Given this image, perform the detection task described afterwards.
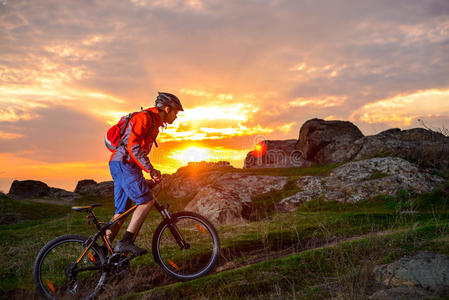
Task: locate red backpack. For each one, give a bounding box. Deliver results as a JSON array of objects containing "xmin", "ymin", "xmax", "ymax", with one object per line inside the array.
[{"xmin": 105, "ymin": 110, "xmax": 158, "ymax": 152}]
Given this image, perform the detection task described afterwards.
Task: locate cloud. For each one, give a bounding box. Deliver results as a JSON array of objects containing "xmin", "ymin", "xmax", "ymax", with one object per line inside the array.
[
  {"xmin": 0, "ymin": 104, "xmax": 109, "ymax": 163},
  {"xmin": 351, "ymin": 89, "xmax": 449, "ymax": 126},
  {"xmin": 0, "ymin": 0, "xmax": 448, "ymax": 189}
]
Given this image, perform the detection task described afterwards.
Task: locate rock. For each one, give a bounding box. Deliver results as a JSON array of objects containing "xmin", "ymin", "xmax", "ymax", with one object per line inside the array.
[
  {"xmin": 277, "ymin": 157, "xmax": 445, "ymax": 211},
  {"xmin": 7, "ymin": 180, "xmax": 81, "ymax": 201},
  {"xmin": 75, "ymin": 180, "xmax": 114, "ymax": 198},
  {"xmin": 244, "ymin": 140, "xmax": 310, "ymax": 169},
  {"xmin": 368, "ymin": 286, "xmax": 436, "ymax": 300},
  {"xmin": 49, "ymin": 188, "xmax": 82, "ymax": 201},
  {"xmin": 8, "ymin": 180, "xmax": 50, "ymax": 200},
  {"xmin": 185, "ymin": 173, "xmax": 287, "ymax": 224},
  {"xmin": 276, "ymin": 176, "xmax": 325, "ymax": 211},
  {"xmin": 164, "ymin": 161, "xmax": 234, "ymax": 200},
  {"xmin": 370, "ymin": 252, "xmax": 449, "ymax": 299},
  {"xmin": 295, "ymin": 118, "xmax": 364, "ymax": 164},
  {"xmin": 293, "ymin": 119, "xmax": 449, "ymax": 171},
  {"xmin": 74, "ymin": 179, "xmax": 98, "ymax": 194},
  {"xmin": 373, "ymin": 251, "xmax": 449, "ymax": 291},
  {"xmin": 353, "ymin": 128, "xmax": 449, "ymax": 171}
]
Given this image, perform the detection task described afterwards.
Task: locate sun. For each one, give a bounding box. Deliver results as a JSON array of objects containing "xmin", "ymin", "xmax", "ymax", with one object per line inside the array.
[{"xmin": 178, "ymin": 146, "xmax": 211, "ymax": 164}]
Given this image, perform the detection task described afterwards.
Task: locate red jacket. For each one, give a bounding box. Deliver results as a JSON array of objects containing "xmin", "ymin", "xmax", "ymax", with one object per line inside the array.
[{"xmin": 110, "ymin": 107, "xmax": 163, "ymax": 173}]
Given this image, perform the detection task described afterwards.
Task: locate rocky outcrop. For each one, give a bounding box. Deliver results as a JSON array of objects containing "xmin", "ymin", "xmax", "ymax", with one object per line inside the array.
[
  {"xmin": 295, "ymin": 118, "xmax": 364, "ymax": 164},
  {"xmin": 185, "ymin": 173, "xmax": 287, "ymax": 224},
  {"xmin": 74, "ymin": 179, "xmax": 98, "ymax": 194},
  {"xmin": 8, "ymin": 180, "xmax": 50, "ymax": 200},
  {"xmin": 369, "ymin": 286, "xmax": 437, "ymax": 300},
  {"xmin": 352, "ymin": 128, "xmax": 449, "ymax": 171},
  {"xmin": 7, "ymin": 180, "xmax": 81, "ymax": 201},
  {"xmin": 245, "ymin": 119, "xmax": 448, "ymax": 171},
  {"xmin": 295, "ymin": 119, "xmax": 449, "ymax": 171},
  {"xmin": 163, "ymin": 161, "xmax": 288, "ymax": 224},
  {"xmin": 369, "ymin": 251, "xmax": 449, "ymax": 299},
  {"xmin": 164, "ymin": 161, "xmax": 234, "ymax": 199},
  {"xmin": 74, "ymin": 180, "xmax": 114, "ymax": 198},
  {"xmin": 49, "ymin": 188, "xmax": 83, "ymax": 202},
  {"xmin": 244, "ymin": 140, "xmax": 309, "ymax": 169},
  {"xmin": 277, "ymin": 157, "xmax": 445, "ymax": 211}
]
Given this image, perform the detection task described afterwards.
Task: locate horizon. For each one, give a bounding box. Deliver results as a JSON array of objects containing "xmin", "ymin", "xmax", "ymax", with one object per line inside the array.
[{"xmin": 1, "ymin": 0, "xmax": 448, "ymax": 193}]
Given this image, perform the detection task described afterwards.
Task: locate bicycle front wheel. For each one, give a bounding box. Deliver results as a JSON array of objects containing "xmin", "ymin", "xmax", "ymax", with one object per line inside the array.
[
  {"xmin": 152, "ymin": 211, "xmax": 220, "ymax": 281},
  {"xmin": 33, "ymin": 234, "xmax": 107, "ymax": 300}
]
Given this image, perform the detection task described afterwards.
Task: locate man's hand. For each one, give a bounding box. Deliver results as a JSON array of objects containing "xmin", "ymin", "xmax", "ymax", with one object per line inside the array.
[{"xmin": 150, "ymin": 168, "xmax": 161, "ymax": 180}]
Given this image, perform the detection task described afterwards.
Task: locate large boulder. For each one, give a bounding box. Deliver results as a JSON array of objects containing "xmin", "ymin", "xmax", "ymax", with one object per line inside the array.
[
  {"xmin": 370, "ymin": 251, "xmax": 449, "ymax": 299},
  {"xmin": 368, "ymin": 286, "xmax": 437, "ymax": 300},
  {"xmin": 74, "ymin": 180, "xmax": 114, "ymax": 198},
  {"xmin": 49, "ymin": 188, "xmax": 82, "ymax": 202},
  {"xmin": 295, "ymin": 118, "xmax": 364, "ymax": 164},
  {"xmin": 7, "ymin": 180, "xmax": 81, "ymax": 201},
  {"xmin": 294, "ymin": 119, "xmax": 449, "ymax": 171},
  {"xmin": 244, "ymin": 140, "xmax": 309, "ymax": 169},
  {"xmin": 8, "ymin": 180, "xmax": 50, "ymax": 200},
  {"xmin": 163, "ymin": 161, "xmax": 234, "ymax": 200},
  {"xmin": 277, "ymin": 157, "xmax": 445, "ymax": 211},
  {"xmin": 74, "ymin": 179, "xmax": 98, "ymax": 194},
  {"xmin": 185, "ymin": 173, "xmax": 287, "ymax": 224},
  {"xmin": 352, "ymin": 128, "xmax": 449, "ymax": 171}
]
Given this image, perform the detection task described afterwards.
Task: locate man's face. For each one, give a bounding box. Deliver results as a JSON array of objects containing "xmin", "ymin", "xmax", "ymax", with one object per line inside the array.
[{"xmin": 165, "ymin": 106, "xmax": 179, "ymax": 124}]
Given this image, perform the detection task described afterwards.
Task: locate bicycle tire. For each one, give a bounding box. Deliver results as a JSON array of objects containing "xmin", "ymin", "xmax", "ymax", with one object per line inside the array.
[
  {"xmin": 152, "ymin": 211, "xmax": 220, "ymax": 281},
  {"xmin": 33, "ymin": 234, "xmax": 107, "ymax": 300}
]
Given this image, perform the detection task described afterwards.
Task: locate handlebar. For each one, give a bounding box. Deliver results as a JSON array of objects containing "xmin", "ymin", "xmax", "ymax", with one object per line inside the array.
[{"xmin": 148, "ymin": 177, "xmax": 163, "ymax": 197}]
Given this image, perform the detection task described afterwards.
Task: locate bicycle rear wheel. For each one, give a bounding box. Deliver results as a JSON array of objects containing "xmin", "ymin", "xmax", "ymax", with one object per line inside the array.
[
  {"xmin": 152, "ymin": 211, "xmax": 220, "ymax": 281},
  {"xmin": 33, "ymin": 234, "xmax": 107, "ymax": 300}
]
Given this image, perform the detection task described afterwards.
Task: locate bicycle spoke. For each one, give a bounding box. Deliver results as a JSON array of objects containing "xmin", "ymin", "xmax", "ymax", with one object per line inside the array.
[
  {"xmin": 34, "ymin": 235, "xmax": 107, "ymax": 300},
  {"xmin": 154, "ymin": 212, "xmax": 220, "ymax": 280}
]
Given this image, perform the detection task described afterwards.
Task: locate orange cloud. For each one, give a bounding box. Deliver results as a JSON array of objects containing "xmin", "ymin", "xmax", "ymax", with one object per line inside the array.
[
  {"xmin": 351, "ymin": 89, "xmax": 449, "ymax": 126},
  {"xmin": 289, "ymin": 96, "xmax": 346, "ymax": 108},
  {"xmin": 0, "ymin": 130, "xmax": 22, "ymax": 139}
]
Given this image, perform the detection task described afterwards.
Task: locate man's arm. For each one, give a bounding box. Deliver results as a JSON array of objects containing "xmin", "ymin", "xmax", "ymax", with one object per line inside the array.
[{"xmin": 126, "ymin": 112, "xmax": 154, "ymax": 173}]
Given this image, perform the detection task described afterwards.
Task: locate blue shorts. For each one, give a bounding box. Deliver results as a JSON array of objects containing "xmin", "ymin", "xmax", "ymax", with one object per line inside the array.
[{"xmin": 109, "ymin": 161, "xmax": 153, "ymax": 214}]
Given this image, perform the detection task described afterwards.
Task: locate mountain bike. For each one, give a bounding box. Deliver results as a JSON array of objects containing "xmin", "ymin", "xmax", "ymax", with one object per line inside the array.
[{"xmin": 33, "ymin": 180, "xmax": 220, "ymax": 300}]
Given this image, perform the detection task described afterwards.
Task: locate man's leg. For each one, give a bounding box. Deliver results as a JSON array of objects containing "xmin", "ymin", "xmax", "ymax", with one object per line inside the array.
[
  {"xmin": 115, "ymin": 161, "xmax": 154, "ymax": 255},
  {"xmin": 126, "ymin": 199, "xmax": 155, "ymax": 237},
  {"xmin": 106, "ymin": 214, "xmax": 128, "ymax": 243},
  {"xmin": 108, "ymin": 161, "xmax": 129, "ymax": 244},
  {"xmin": 114, "ymin": 200, "xmax": 154, "ymax": 255}
]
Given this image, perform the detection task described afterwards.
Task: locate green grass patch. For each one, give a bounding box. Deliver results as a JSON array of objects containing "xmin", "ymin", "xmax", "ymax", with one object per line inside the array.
[
  {"xmin": 2, "ymin": 164, "xmax": 448, "ymax": 298},
  {"xmin": 248, "ymin": 177, "xmax": 301, "ymax": 220},
  {"xmin": 126, "ymin": 223, "xmax": 449, "ymax": 300},
  {"xmin": 0, "ymin": 194, "xmax": 71, "ymax": 226}
]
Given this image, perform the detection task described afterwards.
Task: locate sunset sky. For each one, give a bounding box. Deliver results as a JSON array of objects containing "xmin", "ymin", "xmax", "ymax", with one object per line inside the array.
[{"xmin": 1, "ymin": 0, "xmax": 448, "ymax": 193}]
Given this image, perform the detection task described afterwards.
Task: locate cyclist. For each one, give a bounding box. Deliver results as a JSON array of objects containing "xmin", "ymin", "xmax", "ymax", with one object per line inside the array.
[{"xmin": 106, "ymin": 92, "xmax": 183, "ymax": 255}]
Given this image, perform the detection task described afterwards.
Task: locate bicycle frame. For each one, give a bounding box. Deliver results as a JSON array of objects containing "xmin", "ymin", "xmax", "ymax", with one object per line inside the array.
[{"xmin": 74, "ymin": 193, "xmax": 184, "ymax": 266}]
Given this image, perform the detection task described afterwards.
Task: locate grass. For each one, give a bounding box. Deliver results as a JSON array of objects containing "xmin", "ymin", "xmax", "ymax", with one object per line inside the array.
[
  {"xmin": 125, "ymin": 223, "xmax": 449, "ymax": 300},
  {"xmin": 1, "ymin": 162, "xmax": 448, "ymax": 299},
  {"xmin": 0, "ymin": 194, "xmax": 71, "ymax": 227},
  {"xmin": 248, "ymin": 177, "xmax": 301, "ymax": 220}
]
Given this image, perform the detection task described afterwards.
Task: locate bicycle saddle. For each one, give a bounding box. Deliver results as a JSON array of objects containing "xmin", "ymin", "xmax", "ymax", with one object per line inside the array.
[{"xmin": 71, "ymin": 203, "xmax": 103, "ymax": 212}]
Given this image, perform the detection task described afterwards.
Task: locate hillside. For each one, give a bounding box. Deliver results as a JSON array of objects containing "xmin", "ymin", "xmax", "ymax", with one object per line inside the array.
[
  {"xmin": 2, "ymin": 120, "xmax": 449, "ymax": 299},
  {"xmin": 1, "ymin": 164, "xmax": 448, "ymax": 299}
]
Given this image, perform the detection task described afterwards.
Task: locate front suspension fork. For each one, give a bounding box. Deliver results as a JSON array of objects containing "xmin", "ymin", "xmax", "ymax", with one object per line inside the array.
[{"xmin": 168, "ymin": 223, "xmax": 190, "ymax": 249}]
